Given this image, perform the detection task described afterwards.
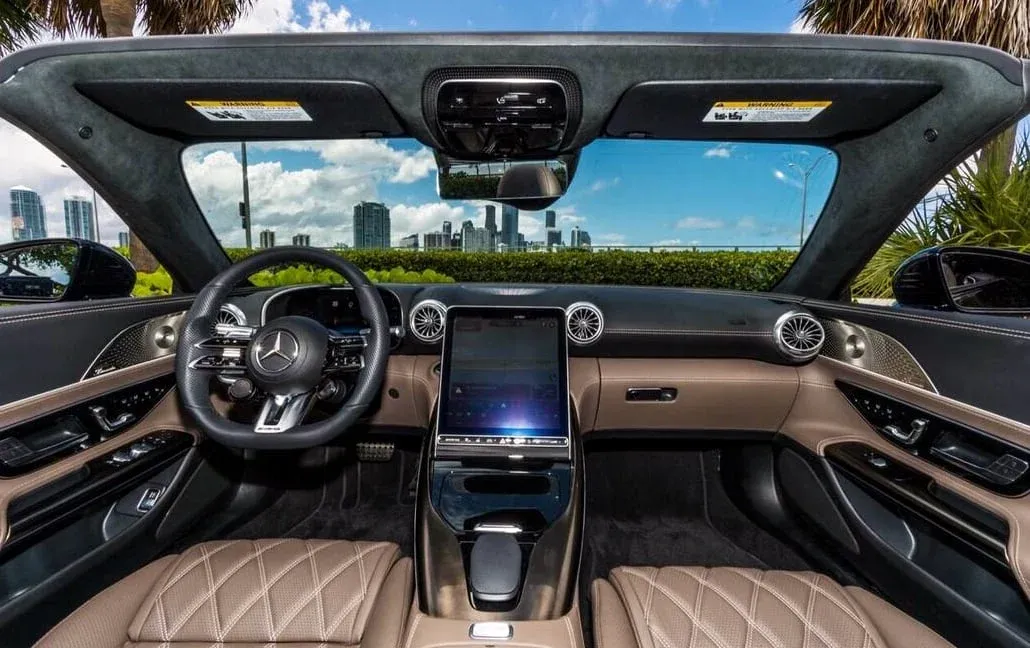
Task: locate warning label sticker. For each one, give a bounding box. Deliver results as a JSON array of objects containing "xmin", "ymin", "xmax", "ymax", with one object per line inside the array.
[
  {"xmin": 187, "ymin": 100, "xmax": 313, "ymax": 122},
  {"xmin": 702, "ymin": 101, "xmax": 831, "ymax": 124}
]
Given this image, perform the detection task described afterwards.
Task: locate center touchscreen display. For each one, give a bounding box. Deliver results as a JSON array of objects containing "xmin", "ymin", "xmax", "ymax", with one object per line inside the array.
[{"xmin": 437, "ymin": 307, "xmax": 569, "ymax": 453}]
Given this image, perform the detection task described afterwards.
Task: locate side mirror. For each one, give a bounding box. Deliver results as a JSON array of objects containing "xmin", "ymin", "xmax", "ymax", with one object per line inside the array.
[
  {"xmin": 0, "ymin": 239, "xmax": 136, "ymax": 303},
  {"xmin": 892, "ymin": 246, "xmax": 1030, "ymax": 315}
]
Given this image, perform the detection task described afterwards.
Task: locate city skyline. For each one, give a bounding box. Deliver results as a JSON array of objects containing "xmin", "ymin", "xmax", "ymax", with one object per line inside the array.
[{"xmin": 63, "ymin": 196, "xmax": 96, "ymax": 242}]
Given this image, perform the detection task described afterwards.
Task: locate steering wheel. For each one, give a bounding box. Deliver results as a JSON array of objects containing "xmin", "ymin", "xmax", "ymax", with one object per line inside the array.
[{"xmin": 175, "ymin": 248, "xmax": 390, "ymax": 449}]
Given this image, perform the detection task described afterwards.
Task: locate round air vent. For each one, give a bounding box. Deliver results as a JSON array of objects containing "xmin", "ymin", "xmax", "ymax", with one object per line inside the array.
[
  {"xmin": 566, "ymin": 302, "xmax": 604, "ymax": 346},
  {"xmin": 216, "ymin": 303, "xmax": 247, "ymax": 327},
  {"xmin": 409, "ymin": 299, "xmax": 447, "ymax": 343},
  {"xmin": 774, "ymin": 311, "xmax": 825, "ymax": 361}
]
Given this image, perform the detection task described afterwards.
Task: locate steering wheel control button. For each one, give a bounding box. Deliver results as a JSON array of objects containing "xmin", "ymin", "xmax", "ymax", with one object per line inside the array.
[{"xmin": 228, "ymin": 377, "xmax": 256, "ymax": 401}]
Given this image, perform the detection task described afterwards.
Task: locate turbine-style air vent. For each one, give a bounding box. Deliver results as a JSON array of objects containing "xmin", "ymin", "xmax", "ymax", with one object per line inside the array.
[
  {"xmin": 216, "ymin": 304, "xmax": 247, "ymax": 327},
  {"xmin": 566, "ymin": 302, "xmax": 604, "ymax": 345},
  {"xmin": 774, "ymin": 311, "xmax": 825, "ymax": 361},
  {"xmin": 409, "ymin": 299, "xmax": 447, "ymax": 343}
]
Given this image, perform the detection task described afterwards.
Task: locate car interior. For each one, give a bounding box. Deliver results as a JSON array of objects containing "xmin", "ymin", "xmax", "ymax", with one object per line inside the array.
[{"xmin": 1, "ymin": 32, "xmax": 1030, "ymax": 648}]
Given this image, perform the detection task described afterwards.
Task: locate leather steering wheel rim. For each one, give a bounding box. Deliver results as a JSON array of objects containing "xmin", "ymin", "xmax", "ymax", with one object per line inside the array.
[{"xmin": 175, "ymin": 247, "xmax": 390, "ymax": 449}]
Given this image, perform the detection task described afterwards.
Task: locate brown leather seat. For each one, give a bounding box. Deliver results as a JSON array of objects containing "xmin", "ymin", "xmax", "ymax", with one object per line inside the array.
[
  {"xmin": 34, "ymin": 539, "xmax": 412, "ymax": 648},
  {"xmin": 593, "ymin": 566, "xmax": 954, "ymax": 648}
]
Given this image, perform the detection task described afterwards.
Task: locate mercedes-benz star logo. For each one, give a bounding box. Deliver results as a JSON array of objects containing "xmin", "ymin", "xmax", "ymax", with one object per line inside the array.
[{"xmin": 254, "ymin": 330, "xmax": 299, "ymax": 373}]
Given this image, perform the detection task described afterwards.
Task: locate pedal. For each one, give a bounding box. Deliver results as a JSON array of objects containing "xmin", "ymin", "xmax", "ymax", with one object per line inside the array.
[{"xmin": 355, "ymin": 442, "xmax": 394, "ymax": 462}]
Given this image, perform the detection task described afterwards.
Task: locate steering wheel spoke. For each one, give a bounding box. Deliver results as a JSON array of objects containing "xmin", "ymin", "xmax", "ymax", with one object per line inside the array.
[
  {"xmin": 254, "ymin": 391, "xmax": 316, "ymax": 433},
  {"xmin": 190, "ymin": 325, "xmax": 256, "ymax": 374},
  {"xmin": 325, "ymin": 332, "xmax": 366, "ymax": 373}
]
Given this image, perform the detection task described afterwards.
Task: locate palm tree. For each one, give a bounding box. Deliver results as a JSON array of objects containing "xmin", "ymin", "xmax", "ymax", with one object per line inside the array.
[
  {"xmin": 3, "ymin": 0, "xmax": 253, "ymax": 271},
  {"xmin": 0, "ymin": 1, "xmax": 38, "ymax": 51},
  {"xmin": 800, "ymin": 0, "xmax": 1030, "ymax": 298},
  {"xmin": 798, "ymin": 0, "xmax": 1028, "ymax": 176}
]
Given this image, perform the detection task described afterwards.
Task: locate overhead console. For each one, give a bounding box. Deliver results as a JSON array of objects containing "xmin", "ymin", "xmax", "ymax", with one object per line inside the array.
[
  {"xmin": 417, "ymin": 306, "xmax": 582, "ymax": 621},
  {"xmin": 423, "ymin": 68, "xmax": 581, "ymax": 159}
]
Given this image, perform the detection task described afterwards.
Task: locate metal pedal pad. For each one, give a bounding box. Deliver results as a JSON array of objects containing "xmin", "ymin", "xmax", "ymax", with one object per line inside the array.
[{"xmin": 355, "ymin": 441, "xmax": 394, "ymax": 462}]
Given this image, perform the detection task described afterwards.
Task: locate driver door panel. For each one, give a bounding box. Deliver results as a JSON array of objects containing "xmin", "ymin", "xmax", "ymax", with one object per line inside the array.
[{"xmin": 0, "ymin": 297, "xmax": 233, "ymax": 647}]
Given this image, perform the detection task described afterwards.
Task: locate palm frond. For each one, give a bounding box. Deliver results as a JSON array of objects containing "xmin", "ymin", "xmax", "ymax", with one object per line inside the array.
[
  {"xmin": 25, "ymin": 0, "xmax": 104, "ymax": 38},
  {"xmin": 0, "ymin": 0, "xmax": 41, "ymax": 52},
  {"xmin": 799, "ymin": 0, "xmax": 1030, "ymax": 57},
  {"xmin": 853, "ymin": 136, "xmax": 1030, "ymax": 297},
  {"xmin": 139, "ymin": 0, "xmax": 254, "ymax": 36}
]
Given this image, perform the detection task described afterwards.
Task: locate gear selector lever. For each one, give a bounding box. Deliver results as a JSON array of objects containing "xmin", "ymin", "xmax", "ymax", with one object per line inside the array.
[{"xmin": 469, "ymin": 532, "xmax": 522, "ymax": 606}]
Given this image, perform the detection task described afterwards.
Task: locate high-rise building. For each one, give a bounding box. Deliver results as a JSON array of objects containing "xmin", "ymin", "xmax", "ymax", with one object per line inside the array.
[
  {"xmin": 544, "ymin": 210, "xmax": 561, "ymax": 249},
  {"xmin": 423, "ymin": 231, "xmax": 451, "ymax": 251},
  {"xmin": 571, "ymin": 226, "xmax": 592, "ymax": 249},
  {"xmin": 63, "ymin": 196, "xmax": 95, "ymax": 241},
  {"xmin": 118, "ymin": 231, "xmax": 130, "ymax": 247},
  {"xmin": 500, "ymin": 204, "xmax": 519, "ymax": 250},
  {"xmin": 462, "ymin": 227, "xmax": 494, "ymax": 253},
  {"xmin": 517, "ymin": 232, "xmax": 527, "ymax": 252},
  {"xmin": 291, "ymin": 233, "xmax": 311, "ymax": 246},
  {"xmin": 441, "ymin": 221, "xmax": 452, "ymax": 237},
  {"xmin": 484, "ymin": 205, "xmax": 498, "ymax": 236},
  {"xmin": 353, "ymin": 201, "xmax": 391, "ymax": 249},
  {"xmin": 10, "ymin": 186, "xmax": 47, "ymax": 241},
  {"xmin": 259, "ymin": 230, "xmax": 275, "ymax": 248},
  {"xmin": 399, "ymin": 234, "xmax": 419, "ymax": 249}
]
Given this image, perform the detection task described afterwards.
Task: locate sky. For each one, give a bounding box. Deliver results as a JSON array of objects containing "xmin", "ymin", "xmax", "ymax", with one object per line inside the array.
[{"xmin": 0, "ymin": 0, "xmax": 836, "ymax": 250}]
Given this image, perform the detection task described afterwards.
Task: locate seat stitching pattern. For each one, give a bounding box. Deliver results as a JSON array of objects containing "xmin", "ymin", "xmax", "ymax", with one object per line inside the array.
[
  {"xmin": 668, "ymin": 567, "xmax": 785, "ymax": 648},
  {"xmin": 621, "ymin": 568, "xmax": 734, "ymax": 648},
  {"xmin": 135, "ymin": 540, "xmax": 393, "ymax": 645},
  {"xmin": 166, "ymin": 541, "xmax": 331, "ymax": 640},
  {"xmin": 615, "ymin": 567, "xmax": 885, "ymax": 648}
]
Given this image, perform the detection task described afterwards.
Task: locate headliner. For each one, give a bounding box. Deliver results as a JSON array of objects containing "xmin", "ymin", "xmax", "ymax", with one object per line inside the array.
[{"xmin": 0, "ymin": 32, "xmax": 1026, "ymax": 297}]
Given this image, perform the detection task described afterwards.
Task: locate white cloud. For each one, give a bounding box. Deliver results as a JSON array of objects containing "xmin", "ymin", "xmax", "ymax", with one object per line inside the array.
[
  {"xmin": 0, "ymin": 120, "xmax": 124, "ymax": 245},
  {"xmin": 408, "ymin": 18, "xmax": 418, "ymax": 27},
  {"xmin": 703, "ymin": 145, "xmax": 732, "ymax": 159},
  {"xmin": 789, "ymin": 17, "xmax": 814, "ymax": 34},
  {"xmin": 676, "ymin": 216, "xmax": 724, "ymax": 230},
  {"xmin": 651, "ymin": 238, "xmax": 682, "ymax": 247},
  {"xmin": 588, "ymin": 177, "xmax": 620, "ymax": 193},
  {"xmin": 646, "ymin": 0, "xmax": 682, "ymax": 8},
  {"xmin": 595, "ymin": 233, "xmax": 626, "ymax": 246},
  {"xmin": 773, "ymin": 168, "xmax": 803, "ymax": 189},
  {"xmin": 181, "ymin": 141, "xmax": 446, "ymax": 248},
  {"xmin": 230, "ymin": 0, "xmax": 370, "ymax": 34}
]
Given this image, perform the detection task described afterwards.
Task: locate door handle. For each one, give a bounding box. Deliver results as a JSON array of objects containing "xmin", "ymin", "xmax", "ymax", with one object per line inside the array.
[{"xmin": 88, "ymin": 406, "xmax": 136, "ymax": 433}]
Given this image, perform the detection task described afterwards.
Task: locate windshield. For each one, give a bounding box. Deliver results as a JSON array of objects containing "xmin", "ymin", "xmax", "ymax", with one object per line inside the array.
[{"xmin": 183, "ymin": 138, "xmax": 835, "ymax": 288}]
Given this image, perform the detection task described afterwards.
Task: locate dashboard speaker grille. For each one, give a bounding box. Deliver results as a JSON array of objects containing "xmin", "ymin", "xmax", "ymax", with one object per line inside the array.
[
  {"xmin": 774, "ymin": 311, "xmax": 825, "ymax": 361},
  {"xmin": 566, "ymin": 302, "xmax": 604, "ymax": 345},
  {"xmin": 410, "ymin": 299, "xmax": 447, "ymax": 343}
]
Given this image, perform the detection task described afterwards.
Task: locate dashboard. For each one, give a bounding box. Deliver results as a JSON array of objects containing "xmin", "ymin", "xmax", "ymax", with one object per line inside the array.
[{"xmin": 262, "ymin": 285, "xmax": 405, "ymax": 342}]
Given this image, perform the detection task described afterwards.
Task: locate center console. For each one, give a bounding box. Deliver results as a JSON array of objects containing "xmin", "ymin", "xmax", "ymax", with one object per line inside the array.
[{"xmin": 415, "ymin": 306, "xmax": 583, "ymax": 626}]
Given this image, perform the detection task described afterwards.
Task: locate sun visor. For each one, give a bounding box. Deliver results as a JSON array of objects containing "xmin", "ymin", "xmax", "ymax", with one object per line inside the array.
[
  {"xmin": 606, "ymin": 80, "xmax": 941, "ymax": 141},
  {"xmin": 74, "ymin": 80, "xmax": 404, "ymax": 141}
]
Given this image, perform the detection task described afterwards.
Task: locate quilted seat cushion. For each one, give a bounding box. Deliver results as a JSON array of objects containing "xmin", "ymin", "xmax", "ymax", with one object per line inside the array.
[
  {"xmin": 606, "ymin": 566, "xmax": 954, "ymax": 648},
  {"xmin": 128, "ymin": 539, "xmax": 400, "ymax": 646}
]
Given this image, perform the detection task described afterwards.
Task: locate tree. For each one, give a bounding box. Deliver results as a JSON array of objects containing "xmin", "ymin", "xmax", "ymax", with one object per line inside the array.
[
  {"xmin": 798, "ymin": 1, "xmax": 1029, "ymax": 176},
  {"xmin": 3, "ymin": 0, "xmax": 254, "ymax": 272}
]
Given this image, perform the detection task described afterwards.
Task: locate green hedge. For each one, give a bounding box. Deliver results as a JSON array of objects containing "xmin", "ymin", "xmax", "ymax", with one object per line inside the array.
[{"xmin": 225, "ymin": 248, "xmax": 796, "ymax": 290}]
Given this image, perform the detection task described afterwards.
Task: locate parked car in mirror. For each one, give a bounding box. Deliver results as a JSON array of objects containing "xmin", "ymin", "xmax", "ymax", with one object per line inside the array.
[
  {"xmin": 0, "ymin": 239, "xmax": 136, "ymax": 302},
  {"xmin": 893, "ymin": 246, "xmax": 1030, "ymax": 315}
]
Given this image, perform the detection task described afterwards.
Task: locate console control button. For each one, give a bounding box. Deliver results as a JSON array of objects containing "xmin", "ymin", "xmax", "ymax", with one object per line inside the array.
[{"xmin": 469, "ymin": 622, "xmax": 513, "ymax": 640}]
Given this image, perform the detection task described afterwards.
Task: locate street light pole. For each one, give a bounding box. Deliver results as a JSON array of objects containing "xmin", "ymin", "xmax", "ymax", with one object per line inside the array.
[
  {"xmin": 788, "ymin": 151, "xmax": 833, "ymax": 248},
  {"xmin": 241, "ymin": 142, "xmax": 253, "ymax": 249}
]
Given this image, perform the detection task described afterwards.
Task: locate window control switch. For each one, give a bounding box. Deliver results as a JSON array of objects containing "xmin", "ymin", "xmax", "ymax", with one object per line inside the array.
[{"xmin": 137, "ymin": 487, "xmax": 164, "ymax": 513}]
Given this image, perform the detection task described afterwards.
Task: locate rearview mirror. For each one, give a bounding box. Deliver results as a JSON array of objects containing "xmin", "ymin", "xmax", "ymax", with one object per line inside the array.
[
  {"xmin": 436, "ymin": 154, "xmax": 574, "ymax": 210},
  {"xmin": 892, "ymin": 246, "xmax": 1030, "ymax": 315},
  {"xmin": 0, "ymin": 239, "xmax": 136, "ymax": 303}
]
